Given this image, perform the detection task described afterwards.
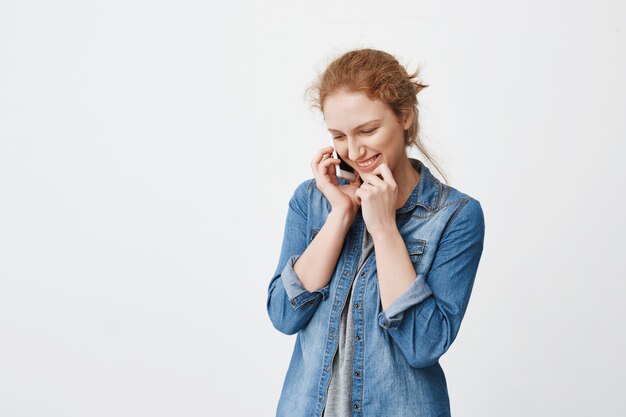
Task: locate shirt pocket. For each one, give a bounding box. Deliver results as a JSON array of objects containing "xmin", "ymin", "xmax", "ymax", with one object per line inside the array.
[{"xmin": 406, "ymin": 238, "xmax": 427, "ymax": 271}]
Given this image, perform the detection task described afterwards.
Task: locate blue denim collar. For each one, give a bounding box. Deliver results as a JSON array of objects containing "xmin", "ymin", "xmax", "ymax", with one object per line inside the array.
[
  {"xmin": 400, "ymin": 158, "xmax": 442, "ymax": 214},
  {"xmin": 337, "ymin": 157, "xmax": 441, "ymax": 214}
]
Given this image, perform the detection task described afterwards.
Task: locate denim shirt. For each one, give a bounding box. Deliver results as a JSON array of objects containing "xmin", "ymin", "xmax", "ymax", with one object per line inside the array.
[{"xmin": 266, "ymin": 158, "xmax": 485, "ymax": 417}]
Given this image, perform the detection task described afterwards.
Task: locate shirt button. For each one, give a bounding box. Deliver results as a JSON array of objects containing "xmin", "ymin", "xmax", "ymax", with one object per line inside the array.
[
  {"xmin": 354, "ymin": 403, "xmax": 359, "ymax": 410},
  {"xmin": 354, "ymin": 303, "xmax": 360, "ymax": 309},
  {"xmin": 360, "ymin": 271, "xmax": 365, "ymax": 276},
  {"xmin": 355, "ymin": 335, "xmax": 361, "ymax": 341},
  {"xmin": 354, "ymin": 371, "xmax": 360, "ymax": 377},
  {"xmin": 291, "ymin": 300, "xmax": 296, "ymax": 306},
  {"xmin": 383, "ymin": 321, "xmax": 389, "ymax": 327}
]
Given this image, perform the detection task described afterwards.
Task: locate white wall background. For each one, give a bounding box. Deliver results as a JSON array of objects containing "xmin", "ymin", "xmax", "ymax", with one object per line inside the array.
[{"xmin": 1, "ymin": 1, "xmax": 624, "ymax": 416}]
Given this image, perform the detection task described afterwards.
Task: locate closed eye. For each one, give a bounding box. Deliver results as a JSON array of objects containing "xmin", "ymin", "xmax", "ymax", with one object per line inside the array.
[{"xmin": 332, "ymin": 127, "xmax": 378, "ymax": 140}]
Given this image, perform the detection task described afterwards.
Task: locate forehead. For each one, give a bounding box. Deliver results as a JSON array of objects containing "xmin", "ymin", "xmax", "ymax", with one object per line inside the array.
[{"xmin": 323, "ymin": 90, "xmax": 391, "ymax": 129}]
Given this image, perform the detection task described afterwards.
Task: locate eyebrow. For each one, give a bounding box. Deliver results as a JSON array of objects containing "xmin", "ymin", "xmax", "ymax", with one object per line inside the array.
[{"xmin": 327, "ymin": 119, "xmax": 382, "ymax": 133}]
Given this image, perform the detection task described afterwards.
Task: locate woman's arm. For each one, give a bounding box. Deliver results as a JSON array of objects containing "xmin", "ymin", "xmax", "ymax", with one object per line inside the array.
[
  {"xmin": 376, "ymin": 198, "xmax": 485, "ymax": 367},
  {"xmin": 293, "ymin": 208, "xmax": 354, "ymax": 292},
  {"xmin": 373, "ymin": 229, "xmax": 421, "ymax": 312},
  {"xmin": 266, "ymin": 179, "xmax": 355, "ymax": 335}
]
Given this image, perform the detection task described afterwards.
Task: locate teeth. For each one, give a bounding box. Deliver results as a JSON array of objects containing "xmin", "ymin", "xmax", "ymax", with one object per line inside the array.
[{"xmin": 357, "ymin": 155, "xmax": 378, "ymax": 167}]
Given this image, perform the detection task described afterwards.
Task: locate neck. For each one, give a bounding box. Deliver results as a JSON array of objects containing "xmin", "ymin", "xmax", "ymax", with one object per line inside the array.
[{"xmin": 394, "ymin": 157, "xmax": 420, "ymax": 209}]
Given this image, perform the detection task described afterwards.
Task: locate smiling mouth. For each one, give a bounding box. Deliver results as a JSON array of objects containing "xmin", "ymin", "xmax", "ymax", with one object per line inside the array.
[{"xmin": 355, "ymin": 154, "xmax": 381, "ymax": 168}]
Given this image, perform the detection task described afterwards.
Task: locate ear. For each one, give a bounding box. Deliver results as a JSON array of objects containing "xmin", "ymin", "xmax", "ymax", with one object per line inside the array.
[{"xmin": 402, "ymin": 110, "xmax": 414, "ymax": 130}]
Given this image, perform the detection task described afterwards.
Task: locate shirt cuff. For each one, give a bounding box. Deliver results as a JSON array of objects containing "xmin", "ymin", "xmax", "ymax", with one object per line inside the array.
[
  {"xmin": 281, "ymin": 254, "xmax": 330, "ymax": 309},
  {"xmin": 378, "ymin": 273, "xmax": 433, "ymax": 329}
]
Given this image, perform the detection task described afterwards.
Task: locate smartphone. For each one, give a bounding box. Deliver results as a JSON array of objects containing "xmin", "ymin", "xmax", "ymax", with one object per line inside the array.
[{"xmin": 329, "ymin": 136, "xmax": 356, "ymax": 181}]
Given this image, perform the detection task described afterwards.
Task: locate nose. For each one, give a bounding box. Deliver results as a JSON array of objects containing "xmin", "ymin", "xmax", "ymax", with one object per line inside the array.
[{"xmin": 347, "ymin": 137, "xmax": 364, "ymax": 162}]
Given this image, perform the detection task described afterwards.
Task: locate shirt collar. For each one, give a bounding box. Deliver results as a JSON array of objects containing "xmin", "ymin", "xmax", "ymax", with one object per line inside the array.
[
  {"xmin": 397, "ymin": 158, "xmax": 442, "ymax": 214},
  {"xmin": 336, "ymin": 157, "xmax": 442, "ymax": 214}
]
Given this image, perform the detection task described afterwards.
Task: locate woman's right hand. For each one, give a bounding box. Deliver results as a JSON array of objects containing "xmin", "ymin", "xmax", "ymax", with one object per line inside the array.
[{"xmin": 311, "ymin": 146, "xmax": 361, "ymax": 217}]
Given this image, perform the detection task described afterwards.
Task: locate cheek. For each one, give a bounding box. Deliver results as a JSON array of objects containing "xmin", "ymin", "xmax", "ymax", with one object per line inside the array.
[{"xmin": 335, "ymin": 145, "xmax": 349, "ymax": 158}]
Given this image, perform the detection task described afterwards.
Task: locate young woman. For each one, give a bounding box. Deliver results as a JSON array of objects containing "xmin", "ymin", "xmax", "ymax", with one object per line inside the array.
[{"xmin": 266, "ymin": 48, "xmax": 485, "ymax": 417}]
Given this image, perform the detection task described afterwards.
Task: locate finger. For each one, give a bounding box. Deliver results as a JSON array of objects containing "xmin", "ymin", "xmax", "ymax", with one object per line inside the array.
[
  {"xmin": 320, "ymin": 157, "xmax": 339, "ymax": 165},
  {"xmin": 371, "ymin": 163, "xmax": 397, "ymax": 187},
  {"xmin": 355, "ymin": 189, "xmax": 363, "ymax": 205},
  {"xmin": 311, "ymin": 147, "xmax": 334, "ymax": 176},
  {"xmin": 317, "ymin": 146, "xmax": 334, "ymax": 160},
  {"xmin": 311, "ymin": 146, "xmax": 334, "ymax": 164},
  {"xmin": 360, "ymin": 171, "xmax": 385, "ymax": 187},
  {"xmin": 359, "ymin": 182, "xmax": 376, "ymax": 192},
  {"xmin": 320, "ymin": 157, "xmax": 340, "ymax": 168},
  {"xmin": 319, "ymin": 158, "xmax": 340, "ymax": 176}
]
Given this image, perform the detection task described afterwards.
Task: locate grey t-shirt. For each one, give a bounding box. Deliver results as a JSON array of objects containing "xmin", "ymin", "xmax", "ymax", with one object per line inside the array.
[{"xmin": 323, "ymin": 229, "xmax": 374, "ymax": 417}]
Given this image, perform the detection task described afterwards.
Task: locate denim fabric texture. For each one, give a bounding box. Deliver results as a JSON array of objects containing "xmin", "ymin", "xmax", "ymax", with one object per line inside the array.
[{"xmin": 266, "ymin": 158, "xmax": 485, "ymax": 417}]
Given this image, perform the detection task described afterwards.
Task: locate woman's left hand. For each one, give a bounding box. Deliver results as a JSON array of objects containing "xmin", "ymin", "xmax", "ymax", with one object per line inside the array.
[{"xmin": 355, "ymin": 163, "xmax": 398, "ymax": 238}]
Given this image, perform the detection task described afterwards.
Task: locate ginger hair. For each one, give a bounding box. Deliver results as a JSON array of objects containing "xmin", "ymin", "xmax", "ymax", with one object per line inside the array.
[{"xmin": 305, "ymin": 48, "xmax": 447, "ymax": 184}]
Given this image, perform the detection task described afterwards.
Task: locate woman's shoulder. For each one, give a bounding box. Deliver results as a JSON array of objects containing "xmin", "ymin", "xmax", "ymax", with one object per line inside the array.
[
  {"xmin": 290, "ymin": 177, "xmax": 317, "ymax": 199},
  {"xmin": 437, "ymin": 182, "xmax": 485, "ymax": 237},
  {"xmin": 439, "ymin": 181, "xmax": 481, "ymax": 209},
  {"xmin": 288, "ymin": 177, "xmax": 334, "ymax": 216},
  {"xmin": 287, "ymin": 178, "xmax": 320, "ymax": 210}
]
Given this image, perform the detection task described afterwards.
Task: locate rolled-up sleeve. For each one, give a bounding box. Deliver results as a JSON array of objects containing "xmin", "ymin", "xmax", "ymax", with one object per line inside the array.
[
  {"xmin": 377, "ymin": 198, "xmax": 485, "ymax": 368},
  {"xmin": 281, "ymin": 254, "xmax": 330, "ymax": 306},
  {"xmin": 266, "ymin": 179, "xmax": 330, "ymax": 335},
  {"xmin": 377, "ymin": 273, "xmax": 433, "ymax": 326}
]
